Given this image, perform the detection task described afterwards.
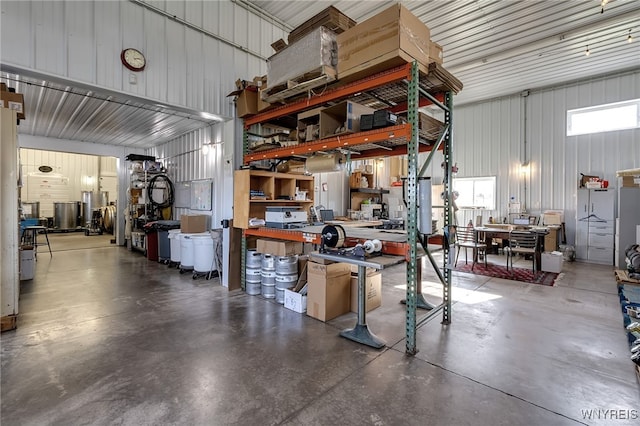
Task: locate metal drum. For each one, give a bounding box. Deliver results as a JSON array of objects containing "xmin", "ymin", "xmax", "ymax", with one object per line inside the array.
[
  {"xmin": 53, "ymin": 202, "xmax": 79, "ymax": 230},
  {"xmin": 261, "ymin": 254, "xmax": 276, "ymax": 298},
  {"xmin": 22, "ymin": 202, "xmax": 40, "ymax": 219},
  {"xmin": 99, "ymin": 191, "xmax": 109, "ymax": 208},
  {"xmin": 81, "ymin": 191, "xmax": 97, "ymax": 226},
  {"xmin": 275, "ymin": 273, "xmax": 298, "ymax": 304},
  {"xmin": 193, "ymin": 234, "xmax": 215, "ymax": 273},
  {"xmin": 261, "ymin": 254, "xmax": 275, "ymax": 270},
  {"xmin": 261, "ymin": 270, "xmax": 276, "ymax": 299},
  {"xmin": 245, "ymin": 250, "xmax": 262, "ymax": 295},
  {"xmin": 275, "ymin": 256, "xmax": 298, "ymax": 275},
  {"xmin": 245, "ymin": 268, "xmax": 262, "ymax": 295},
  {"xmin": 102, "ymin": 205, "xmax": 116, "ymax": 233},
  {"xmin": 168, "ymin": 230, "xmax": 181, "ymax": 265},
  {"xmin": 246, "ymin": 249, "xmax": 262, "ymax": 269},
  {"xmin": 275, "ymin": 256, "xmax": 298, "ymax": 304}
]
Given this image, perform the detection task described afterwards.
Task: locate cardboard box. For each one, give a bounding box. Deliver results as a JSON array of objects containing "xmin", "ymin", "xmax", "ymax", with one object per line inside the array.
[
  {"xmin": 337, "ymin": 4, "xmax": 430, "ymax": 82},
  {"xmin": 307, "ymin": 261, "xmax": 351, "ymax": 276},
  {"xmin": 541, "ymin": 252, "xmax": 563, "ymax": 273},
  {"xmin": 0, "ymin": 91, "xmax": 25, "ymax": 119},
  {"xmin": 180, "ymin": 214, "xmax": 208, "ymax": 233},
  {"xmin": 350, "ymin": 272, "xmax": 382, "ymax": 313},
  {"xmin": 0, "ymin": 82, "xmax": 7, "ymax": 92},
  {"xmin": 307, "ymin": 262, "xmax": 351, "ymax": 322},
  {"xmin": 284, "ymin": 289, "xmax": 307, "ymax": 313},
  {"xmin": 621, "ymin": 176, "xmax": 640, "ymax": 187},
  {"xmin": 256, "ymin": 239, "xmax": 303, "ymax": 256},
  {"xmin": 234, "ymin": 89, "xmax": 259, "ymax": 118},
  {"xmin": 429, "ymin": 42, "xmax": 443, "ymax": 64},
  {"xmin": 288, "ymin": 6, "xmax": 356, "ymax": 44},
  {"xmin": 319, "ymin": 101, "xmax": 375, "ymax": 139}
]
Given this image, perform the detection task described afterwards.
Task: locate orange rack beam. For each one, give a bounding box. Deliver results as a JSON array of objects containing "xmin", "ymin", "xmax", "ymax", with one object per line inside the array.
[
  {"xmin": 244, "ymin": 227, "xmax": 322, "ymax": 244},
  {"xmin": 244, "ymin": 63, "xmax": 413, "ymax": 127},
  {"xmin": 244, "ymin": 124, "xmax": 412, "ymax": 163}
]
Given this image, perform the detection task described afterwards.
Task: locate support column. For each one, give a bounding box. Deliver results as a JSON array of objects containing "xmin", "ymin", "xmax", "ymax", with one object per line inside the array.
[
  {"xmin": 1, "ymin": 109, "xmax": 20, "ymax": 331},
  {"xmin": 405, "ymin": 62, "xmax": 420, "ymax": 355}
]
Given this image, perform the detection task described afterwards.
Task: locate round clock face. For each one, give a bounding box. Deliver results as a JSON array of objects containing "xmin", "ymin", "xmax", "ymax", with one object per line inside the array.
[{"xmin": 121, "ymin": 48, "xmax": 146, "ymax": 71}]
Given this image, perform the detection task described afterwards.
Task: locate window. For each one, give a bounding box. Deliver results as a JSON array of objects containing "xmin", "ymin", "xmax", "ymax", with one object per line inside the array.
[
  {"xmin": 452, "ymin": 176, "xmax": 496, "ymax": 210},
  {"xmin": 567, "ymin": 99, "xmax": 640, "ymax": 136}
]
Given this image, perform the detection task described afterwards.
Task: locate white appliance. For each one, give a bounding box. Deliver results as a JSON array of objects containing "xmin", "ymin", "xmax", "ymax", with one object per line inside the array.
[{"xmin": 265, "ymin": 207, "xmax": 308, "ymax": 228}]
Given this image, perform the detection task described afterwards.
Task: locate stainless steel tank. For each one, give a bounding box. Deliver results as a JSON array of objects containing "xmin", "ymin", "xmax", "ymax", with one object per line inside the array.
[
  {"xmin": 22, "ymin": 202, "xmax": 40, "ymax": 219},
  {"xmin": 99, "ymin": 191, "xmax": 109, "ymax": 208},
  {"xmin": 54, "ymin": 202, "xmax": 79, "ymax": 230},
  {"xmin": 81, "ymin": 191, "xmax": 95, "ymax": 226}
]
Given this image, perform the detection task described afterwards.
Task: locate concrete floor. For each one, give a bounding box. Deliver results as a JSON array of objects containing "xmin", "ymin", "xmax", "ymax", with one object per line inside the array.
[{"xmin": 1, "ymin": 240, "xmax": 638, "ymax": 425}]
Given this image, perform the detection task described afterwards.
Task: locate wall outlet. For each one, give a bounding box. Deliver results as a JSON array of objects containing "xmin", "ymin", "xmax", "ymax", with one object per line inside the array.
[{"xmin": 129, "ymin": 73, "xmax": 137, "ymax": 85}]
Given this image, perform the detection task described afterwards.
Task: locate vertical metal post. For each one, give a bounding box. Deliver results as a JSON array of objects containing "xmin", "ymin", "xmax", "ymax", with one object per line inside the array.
[
  {"xmin": 405, "ymin": 62, "xmax": 419, "ymax": 355},
  {"xmin": 442, "ymin": 92, "xmax": 453, "ymax": 324},
  {"xmin": 240, "ymin": 128, "xmax": 250, "ymax": 291}
]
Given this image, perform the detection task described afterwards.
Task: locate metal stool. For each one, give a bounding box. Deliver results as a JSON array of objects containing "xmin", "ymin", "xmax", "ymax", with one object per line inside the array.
[{"xmin": 21, "ymin": 226, "xmax": 52, "ymax": 258}]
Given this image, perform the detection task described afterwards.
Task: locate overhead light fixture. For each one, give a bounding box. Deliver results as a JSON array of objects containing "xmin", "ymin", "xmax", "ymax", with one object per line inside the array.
[
  {"xmin": 585, "ymin": 45, "xmax": 590, "ymax": 56},
  {"xmin": 201, "ymin": 140, "xmax": 223, "ymax": 155},
  {"xmin": 601, "ymin": 0, "xmax": 609, "ymax": 14},
  {"xmin": 628, "ymin": 29, "xmax": 633, "ymax": 43}
]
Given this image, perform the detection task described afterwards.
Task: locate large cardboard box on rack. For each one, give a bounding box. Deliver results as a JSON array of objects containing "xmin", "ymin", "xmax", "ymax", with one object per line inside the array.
[
  {"xmin": 350, "ymin": 272, "xmax": 382, "ymax": 313},
  {"xmin": 0, "ymin": 91, "xmax": 25, "ymax": 119},
  {"xmin": 306, "ymin": 261, "xmax": 351, "ymax": 322},
  {"xmin": 337, "ymin": 3, "xmax": 431, "ymax": 82},
  {"xmin": 256, "ymin": 239, "xmax": 303, "ymax": 256},
  {"xmin": 319, "ymin": 101, "xmax": 375, "ymax": 139},
  {"xmin": 180, "ymin": 215, "xmax": 208, "ymax": 233}
]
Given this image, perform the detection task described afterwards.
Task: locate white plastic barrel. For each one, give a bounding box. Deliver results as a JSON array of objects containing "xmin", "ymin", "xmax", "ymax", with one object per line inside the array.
[
  {"xmin": 168, "ymin": 230, "xmax": 181, "ymax": 263},
  {"xmin": 193, "ymin": 234, "xmax": 214, "ymax": 273},
  {"xmin": 180, "ymin": 232, "xmax": 208, "ymax": 269}
]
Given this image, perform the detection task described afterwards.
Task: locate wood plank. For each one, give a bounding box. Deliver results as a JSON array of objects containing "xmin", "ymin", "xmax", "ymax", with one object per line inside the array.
[
  {"xmin": 1, "ymin": 315, "xmax": 17, "ymax": 332},
  {"xmin": 615, "ymin": 269, "xmax": 640, "ymax": 284}
]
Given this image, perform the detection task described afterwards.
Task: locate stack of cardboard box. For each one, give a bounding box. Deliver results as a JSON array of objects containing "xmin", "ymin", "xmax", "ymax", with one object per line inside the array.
[{"xmin": 0, "ymin": 82, "xmax": 26, "ymax": 121}]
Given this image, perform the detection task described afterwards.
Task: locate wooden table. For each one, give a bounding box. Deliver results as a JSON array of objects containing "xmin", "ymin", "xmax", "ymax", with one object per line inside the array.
[{"xmin": 474, "ymin": 226, "xmax": 548, "ymax": 271}]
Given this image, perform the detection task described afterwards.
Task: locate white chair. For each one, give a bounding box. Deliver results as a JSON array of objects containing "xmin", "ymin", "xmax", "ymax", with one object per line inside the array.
[{"xmin": 454, "ymin": 226, "xmax": 487, "ymax": 271}]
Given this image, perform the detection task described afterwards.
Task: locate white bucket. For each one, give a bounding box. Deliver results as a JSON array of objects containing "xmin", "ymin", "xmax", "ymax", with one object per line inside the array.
[
  {"xmin": 193, "ymin": 234, "xmax": 215, "ymax": 273},
  {"xmin": 168, "ymin": 230, "xmax": 181, "ymax": 262},
  {"xmin": 180, "ymin": 232, "xmax": 208, "ymax": 269}
]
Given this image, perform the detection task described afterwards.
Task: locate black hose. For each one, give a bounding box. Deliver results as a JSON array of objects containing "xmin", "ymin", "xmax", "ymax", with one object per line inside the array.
[{"xmin": 147, "ymin": 174, "xmax": 175, "ymax": 209}]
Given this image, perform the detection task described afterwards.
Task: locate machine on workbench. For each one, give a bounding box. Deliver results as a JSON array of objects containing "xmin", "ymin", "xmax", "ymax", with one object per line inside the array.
[{"xmin": 319, "ymin": 224, "xmax": 383, "ymax": 260}]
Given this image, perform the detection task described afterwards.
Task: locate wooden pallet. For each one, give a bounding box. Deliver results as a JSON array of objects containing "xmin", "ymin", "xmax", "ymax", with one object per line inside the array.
[
  {"xmin": 263, "ymin": 66, "xmax": 337, "ymax": 104},
  {"xmin": 615, "ymin": 269, "xmax": 640, "ymax": 284},
  {"xmin": 1, "ymin": 315, "xmax": 17, "ymax": 332}
]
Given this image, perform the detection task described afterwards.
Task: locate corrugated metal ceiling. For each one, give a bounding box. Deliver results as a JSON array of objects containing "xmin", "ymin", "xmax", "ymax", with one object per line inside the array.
[
  {"xmin": 3, "ymin": 0, "xmax": 638, "ymax": 150},
  {"xmin": 248, "ymin": 0, "xmax": 640, "ymax": 105},
  {"xmin": 1, "ymin": 72, "xmax": 221, "ymax": 149}
]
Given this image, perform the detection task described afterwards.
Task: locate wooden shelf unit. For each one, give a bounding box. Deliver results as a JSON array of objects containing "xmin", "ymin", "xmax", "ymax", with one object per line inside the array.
[{"xmin": 233, "ymin": 170, "xmax": 314, "ymax": 229}]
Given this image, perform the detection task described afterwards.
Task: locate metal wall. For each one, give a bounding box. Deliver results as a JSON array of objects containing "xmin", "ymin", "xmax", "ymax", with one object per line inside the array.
[
  {"xmin": 0, "ymin": 0, "xmax": 286, "ymax": 117},
  {"xmin": 453, "ymin": 69, "xmax": 640, "ymax": 244},
  {"xmin": 148, "ymin": 120, "xmax": 236, "ymax": 229}
]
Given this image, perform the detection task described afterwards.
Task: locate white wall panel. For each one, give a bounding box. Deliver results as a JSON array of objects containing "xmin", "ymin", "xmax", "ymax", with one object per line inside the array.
[
  {"xmin": 453, "ymin": 70, "xmax": 640, "ymax": 244},
  {"xmin": 148, "ymin": 122, "xmax": 231, "ymax": 229},
  {"xmin": 1, "ymin": 0, "xmax": 286, "ymax": 118}
]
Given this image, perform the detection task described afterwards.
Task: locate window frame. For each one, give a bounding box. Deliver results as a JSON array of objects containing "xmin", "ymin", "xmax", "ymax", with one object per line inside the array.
[
  {"xmin": 567, "ymin": 98, "xmax": 640, "ymax": 136},
  {"xmin": 452, "ymin": 176, "xmax": 496, "ymax": 210}
]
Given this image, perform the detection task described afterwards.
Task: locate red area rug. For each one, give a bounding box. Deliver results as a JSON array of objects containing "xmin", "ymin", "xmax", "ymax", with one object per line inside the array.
[{"xmin": 453, "ymin": 262, "xmax": 558, "ymax": 286}]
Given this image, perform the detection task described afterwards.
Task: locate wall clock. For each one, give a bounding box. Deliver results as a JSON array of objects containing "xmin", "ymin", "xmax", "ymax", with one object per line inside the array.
[{"xmin": 121, "ymin": 48, "xmax": 146, "ymax": 72}]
